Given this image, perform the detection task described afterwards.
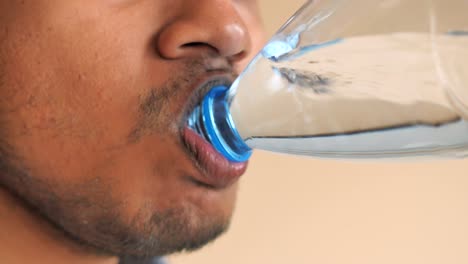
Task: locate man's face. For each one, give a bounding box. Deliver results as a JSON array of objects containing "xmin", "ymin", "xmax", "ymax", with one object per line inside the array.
[{"xmin": 0, "ymin": 0, "xmax": 264, "ymax": 258}]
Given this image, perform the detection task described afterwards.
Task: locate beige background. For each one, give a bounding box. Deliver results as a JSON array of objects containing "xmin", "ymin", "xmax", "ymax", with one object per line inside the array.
[{"xmin": 170, "ymin": 1, "xmax": 468, "ymax": 263}]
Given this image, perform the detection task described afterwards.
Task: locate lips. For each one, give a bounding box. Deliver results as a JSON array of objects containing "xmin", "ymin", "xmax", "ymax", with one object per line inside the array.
[
  {"xmin": 176, "ymin": 65, "xmax": 248, "ymax": 189},
  {"xmin": 182, "ymin": 124, "xmax": 247, "ymax": 189}
]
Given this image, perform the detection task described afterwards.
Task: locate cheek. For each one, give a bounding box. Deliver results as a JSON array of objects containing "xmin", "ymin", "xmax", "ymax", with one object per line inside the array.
[{"xmin": 0, "ymin": 11, "xmax": 155, "ymax": 183}]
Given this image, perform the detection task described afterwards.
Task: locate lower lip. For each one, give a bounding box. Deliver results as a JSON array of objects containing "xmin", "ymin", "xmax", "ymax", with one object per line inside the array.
[{"xmin": 182, "ymin": 127, "xmax": 248, "ymax": 189}]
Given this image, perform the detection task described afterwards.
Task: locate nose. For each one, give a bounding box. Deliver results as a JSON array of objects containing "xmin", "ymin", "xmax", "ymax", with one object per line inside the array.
[{"xmin": 156, "ymin": 0, "xmax": 251, "ymax": 61}]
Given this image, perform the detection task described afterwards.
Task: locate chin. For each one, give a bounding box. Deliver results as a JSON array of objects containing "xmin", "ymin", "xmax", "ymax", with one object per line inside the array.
[
  {"xmin": 111, "ymin": 201, "xmax": 234, "ymax": 257},
  {"xmin": 102, "ymin": 182, "xmax": 240, "ymax": 257}
]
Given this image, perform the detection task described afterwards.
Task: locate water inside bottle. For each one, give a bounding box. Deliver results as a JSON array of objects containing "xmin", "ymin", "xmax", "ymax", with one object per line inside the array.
[{"xmin": 229, "ymin": 32, "xmax": 468, "ymax": 158}]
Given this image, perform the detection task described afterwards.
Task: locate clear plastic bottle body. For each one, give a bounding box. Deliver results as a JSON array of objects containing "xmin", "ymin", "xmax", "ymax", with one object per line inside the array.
[{"xmin": 189, "ymin": 0, "xmax": 468, "ymax": 162}]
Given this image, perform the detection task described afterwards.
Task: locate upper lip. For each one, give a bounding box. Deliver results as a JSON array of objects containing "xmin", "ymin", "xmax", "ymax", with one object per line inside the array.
[
  {"xmin": 180, "ymin": 75, "xmax": 234, "ymax": 130},
  {"xmin": 178, "ymin": 56, "xmax": 236, "ymax": 126}
]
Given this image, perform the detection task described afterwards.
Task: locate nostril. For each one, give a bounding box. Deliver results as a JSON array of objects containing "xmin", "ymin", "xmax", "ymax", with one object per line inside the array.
[
  {"xmin": 182, "ymin": 42, "xmax": 207, "ymax": 48},
  {"xmin": 181, "ymin": 42, "xmax": 219, "ymax": 53},
  {"xmin": 182, "ymin": 42, "xmax": 208, "ymax": 47}
]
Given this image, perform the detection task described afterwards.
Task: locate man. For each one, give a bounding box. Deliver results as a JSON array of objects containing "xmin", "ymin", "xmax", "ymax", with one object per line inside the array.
[{"xmin": 0, "ymin": 1, "xmax": 265, "ymax": 263}]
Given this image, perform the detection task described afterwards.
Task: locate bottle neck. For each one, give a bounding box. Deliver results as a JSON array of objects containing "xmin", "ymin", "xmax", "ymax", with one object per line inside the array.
[{"xmin": 188, "ymin": 85, "xmax": 252, "ymax": 163}]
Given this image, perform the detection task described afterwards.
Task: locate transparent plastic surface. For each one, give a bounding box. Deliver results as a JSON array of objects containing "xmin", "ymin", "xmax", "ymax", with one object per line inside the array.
[{"xmin": 190, "ymin": 0, "xmax": 468, "ymax": 161}]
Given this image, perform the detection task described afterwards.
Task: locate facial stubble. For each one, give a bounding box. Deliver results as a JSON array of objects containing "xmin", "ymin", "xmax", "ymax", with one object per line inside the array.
[{"xmin": 0, "ymin": 58, "xmax": 235, "ymax": 258}]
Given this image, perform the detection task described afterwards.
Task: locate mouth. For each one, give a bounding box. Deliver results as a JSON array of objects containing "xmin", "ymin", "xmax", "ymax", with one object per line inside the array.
[
  {"xmin": 180, "ymin": 76, "xmax": 248, "ymax": 190},
  {"xmin": 180, "ymin": 77, "xmax": 233, "ymax": 126}
]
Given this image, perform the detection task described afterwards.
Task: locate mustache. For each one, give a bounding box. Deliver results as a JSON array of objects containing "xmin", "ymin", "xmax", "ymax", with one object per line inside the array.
[
  {"xmin": 164, "ymin": 54, "xmax": 238, "ymax": 98},
  {"xmin": 128, "ymin": 56, "xmax": 238, "ymax": 143}
]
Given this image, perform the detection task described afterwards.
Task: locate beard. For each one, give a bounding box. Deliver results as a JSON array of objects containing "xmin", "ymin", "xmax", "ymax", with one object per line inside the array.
[
  {"xmin": 0, "ymin": 154, "xmax": 229, "ymax": 258},
  {"xmin": 0, "ymin": 57, "xmax": 237, "ymax": 259}
]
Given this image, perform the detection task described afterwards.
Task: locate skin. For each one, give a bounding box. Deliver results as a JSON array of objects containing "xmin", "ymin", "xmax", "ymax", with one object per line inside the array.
[{"xmin": 0, "ymin": 0, "xmax": 265, "ymax": 263}]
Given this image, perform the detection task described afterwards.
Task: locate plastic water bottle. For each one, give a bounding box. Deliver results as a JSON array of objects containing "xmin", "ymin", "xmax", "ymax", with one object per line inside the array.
[{"xmin": 187, "ymin": 0, "xmax": 468, "ymax": 162}]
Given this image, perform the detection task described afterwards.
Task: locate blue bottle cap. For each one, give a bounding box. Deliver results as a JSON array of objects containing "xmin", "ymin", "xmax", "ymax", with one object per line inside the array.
[{"xmin": 201, "ymin": 86, "xmax": 252, "ymax": 162}]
